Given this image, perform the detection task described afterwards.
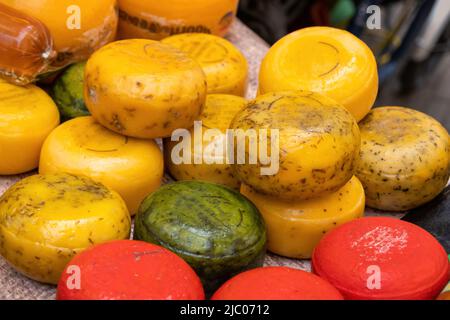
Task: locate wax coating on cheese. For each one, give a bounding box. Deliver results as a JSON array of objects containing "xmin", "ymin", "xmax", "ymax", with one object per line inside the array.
[
  {"xmin": 241, "ymin": 176, "xmax": 365, "ymax": 259},
  {"xmin": 0, "ymin": 173, "xmax": 131, "ymax": 284},
  {"xmin": 0, "ymin": 79, "xmax": 59, "ymax": 175},
  {"xmin": 84, "ymin": 39, "xmax": 207, "ymax": 139},
  {"xmin": 162, "ymin": 33, "xmax": 248, "ymax": 96},
  {"xmin": 39, "ymin": 116, "xmax": 164, "ymax": 215},
  {"xmin": 259, "ymin": 27, "xmax": 378, "ymax": 122},
  {"xmin": 165, "ymin": 94, "xmax": 247, "ymax": 189},
  {"xmin": 356, "ymin": 106, "xmax": 449, "ymax": 211},
  {"xmin": 230, "ymin": 91, "xmax": 361, "ymax": 200}
]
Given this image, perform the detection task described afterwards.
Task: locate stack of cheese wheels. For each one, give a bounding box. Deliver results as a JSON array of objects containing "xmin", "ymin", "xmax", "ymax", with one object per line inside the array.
[
  {"xmin": 1, "ymin": 0, "xmax": 118, "ymax": 67},
  {"xmin": 232, "ymin": 91, "xmax": 363, "ymax": 258},
  {"xmin": 117, "ymin": 0, "xmax": 239, "ymax": 40},
  {"xmin": 165, "ymin": 94, "xmax": 247, "ymax": 189},
  {"xmin": 162, "ymin": 33, "xmax": 248, "ymax": 96},
  {"xmin": 259, "ymin": 27, "xmax": 378, "ymax": 122},
  {"xmin": 84, "ymin": 39, "xmax": 207, "ymax": 139},
  {"xmin": 0, "ymin": 173, "xmax": 131, "ymax": 284},
  {"xmin": 57, "ymin": 240, "xmax": 205, "ymax": 300},
  {"xmin": 0, "ymin": 79, "xmax": 59, "ymax": 175},
  {"xmin": 39, "ymin": 116, "xmax": 164, "ymax": 215},
  {"xmin": 312, "ymin": 217, "xmax": 449, "ymax": 300}
]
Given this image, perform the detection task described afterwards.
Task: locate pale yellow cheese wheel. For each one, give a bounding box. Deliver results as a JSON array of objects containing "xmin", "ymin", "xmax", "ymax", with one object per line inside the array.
[
  {"xmin": 241, "ymin": 176, "xmax": 365, "ymax": 259},
  {"xmin": 356, "ymin": 106, "xmax": 450, "ymax": 211},
  {"xmin": 0, "ymin": 79, "xmax": 60, "ymax": 175},
  {"xmin": 39, "ymin": 116, "xmax": 164, "ymax": 215},
  {"xmin": 259, "ymin": 27, "xmax": 378, "ymax": 122},
  {"xmin": 165, "ymin": 94, "xmax": 247, "ymax": 189},
  {"xmin": 162, "ymin": 33, "xmax": 248, "ymax": 96},
  {"xmin": 84, "ymin": 39, "xmax": 207, "ymax": 139},
  {"xmin": 0, "ymin": 173, "xmax": 130, "ymax": 284}
]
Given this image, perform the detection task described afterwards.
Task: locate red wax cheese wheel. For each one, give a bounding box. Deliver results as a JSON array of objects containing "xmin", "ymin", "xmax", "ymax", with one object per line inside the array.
[
  {"xmin": 57, "ymin": 240, "xmax": 204, "ymax": 300},
  {"xmin": 312, "ymin": 217, "xmax": 449, "ymax": 300},
  {"xmin": 211, "ymin": 267, "xmax": 343, "ymax": 300}
]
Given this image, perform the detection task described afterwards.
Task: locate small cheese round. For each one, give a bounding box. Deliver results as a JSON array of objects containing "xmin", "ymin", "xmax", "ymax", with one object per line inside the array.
[
  {"xmin": 57, "ymin": 240, "xmax": 205, "ymax": 300},
  {"xmin": 0, "ymin": 79, "xmax": 59, "ymax": 175},
  {"xmin": 165, "ymin": 94, "xmax": 247, "ymax": 189},
  {"xmin": 212, "ymin": 267, "xmax": 343, "ymax": 300},
  {"xmin": 312, "ymin": 217, "xmax": 449, "ymax": 300},
  {"xmin": 84, "ymin": 39, "xmax": 207, "ymax": 139},
  {"xmin": 162, "ymin": 33, "xmax": 248, "ymax": 96},
  {"xmin": 39, "ymin": 116, "xmax": 164, "ymax": 215},
  {"xmin": 230, "ymin": 91, "xmax": 361, "ymax": 200},
  {"xmin": 259, "ymin": 27, "xmax": 378, "ymax": 122},
  {"xmin": 356, "ymin": 107, "xmax": 449, "ymax": 211},
  {"xmin": 241, "ymin": 176, "xmax": 365, "ymax": 259},
  {"xmin": 0, "ymin": 173, "xmax": 131, "ymax": 284}
]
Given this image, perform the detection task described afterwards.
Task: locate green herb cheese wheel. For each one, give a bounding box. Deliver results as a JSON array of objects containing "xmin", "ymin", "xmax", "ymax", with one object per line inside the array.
[
  {"xmin": 134, "ymin": 181, "xmax": 266, "ymax": 295},
  {"xmin": 51, "ymin": 62, "xmax": 89, "ymax": 121}
]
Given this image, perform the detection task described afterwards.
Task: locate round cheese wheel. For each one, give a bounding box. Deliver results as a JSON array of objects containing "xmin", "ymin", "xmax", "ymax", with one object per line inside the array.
[
  {"xmin": 259, "ymin": 27, "xmax": 378, "ymax": 122},
  {"xmin": 165, "ymin": 94, "xmax": 247, "ymax": 189},
  {"xmin": 212, "ymin": 267, "xmax": 343, "ymax": 300},
  {"xmin": 356, "ymin": 107, "xmax": 449, "ymax": 211},
  {"xmin": 312, "ymin": 217, "xmax": 449, "ymax": 300},
  {"xmin": 1, "ymin": 0, "xmax": 118, "ymax": 67},
  {"xmin": 57, "ymin": 240, "xmax": 204, "ymax": 300},
  {"xmin": 134, "ymin": 180, "xmax": 266, "ymax": 295},
  {"xmin": 162, "ymin": 33, "xmax": 248, "ymax": 96},
  {"xmin": 84, "ymin": 39, "xmax": 207, "ymax": 139},
  {"xmin": 39, "ymin": 116, "xmax": 164, "ymax": 215},
  {"xmin": 118, "ymin": 0, "xmax": 238, "ymax": 40},
  {"xmin": 0, "ymin": 173, "xmax": 130, "ymax": 284},
  {"xmin": 241, "ymin": 176, "xmax": 365, "ymax": 259},
  {"xmin": 0, "ymin": 79, "xmax": 59, "ymax": 175},
  {"xmin": 230, "ymin": 91, "xmax": 360, "ymax": 200}
]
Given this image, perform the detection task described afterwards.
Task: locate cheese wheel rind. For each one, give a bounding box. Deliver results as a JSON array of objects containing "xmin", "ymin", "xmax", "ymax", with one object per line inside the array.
[
  {"xmin": 0, "ymin": 79, "xmax": 60, "ymax": 175},
  {"xmin": 230, "ymin": 91, "xmax": 361, "ymax": 200},
  {"xmin": 259, "ymin": 27, "xmax": 378, "ymax": 122},
  {"xmin": 39, "ymin": 116, "xmax": 164, "ymax": 215},
  {"xmin": 0, "ymin": 173, "xmax": 131, "ymax": 284},
  {"xmin": 356, "ymin": 106, "xmax": 450, "ymax": 211},
  {"xmin": 241, "ymin": 176, "xmax": 365, "ymax": 259},
  {"xmin": 162, "ymin": 33, "xmax": 248, "ymax": 96},
  {"xmin": 84, "ymin": 39, "xmax": 207, "ymax": 139}
]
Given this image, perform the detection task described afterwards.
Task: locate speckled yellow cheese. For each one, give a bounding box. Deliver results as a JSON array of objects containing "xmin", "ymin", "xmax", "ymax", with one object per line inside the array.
[
  {"xmin": 39, "ymin": 117, "xmax": 164, "ymax": 215},
  {"xmin": 0, "ymin": 79, "xmax": 59, "ymax": 175},
  {"xmin": 165, "ymin": 94, "xmax": 247, "ymax": 189},
  {"xmin": 118, "ymin": 0, "xmax": 238, "ymax": 40},
  {"xmin": 162, "ymin": 33, "xmax": 248, "ymax": 96},
  {"xmin": 259, "ymin": 27, "xmax": 378, "ymax": 122},
  {"xmin": 356, "ymin": 106, "xmax": 450, "ymax": 211},
  {"xmin": 230, "ymin": 91, "xmax": 361, "ymax": 200},
  {"xmin": 241, "ymin": 176, "xmax": 365, "ymax": 259},
  {"xmin": 84, "ymin": 39, "xmax": 207, "ymax": 139},
  {"xmin": 0, "ymin": 173, "xmax": 131, "ymax": 284}
]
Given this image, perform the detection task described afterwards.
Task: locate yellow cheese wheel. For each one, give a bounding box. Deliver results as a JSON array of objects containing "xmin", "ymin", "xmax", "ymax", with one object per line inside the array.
[
  {"xmin": 1, "ymin": 0, "xmax": 118, "ymax": 67},
  {"xmin": 230, "ymin": 91, "xmax": 361, "ymax": 200},
  {"xmin": 0, "ymin": 79, "xmax": 59, "ymax": 175},
  {"xmin": 356, "ymin": 107, "xmax": 450, "ymax": 211},
  {"xmin": 259, "ymin": 27, "xmax": 378, "ymax": 122},
  {"xmin": 0, "ymin": 173, "xmax": 131, "ymax": 284},
  {"xmin": 162, "ymin": 33, "xmax": 248, "ymax": 96},
  {"xmin": 241, "ymin": 176, "xmax": 365, "ymax": 259},
  {"xmin": 165, "ymin": 94, "xmax": 247, "ymax": 189},
  {"xmin": 84, "ymin": 39, "xmax": 207, "ymax": 139},
  {"xmin": 39, "ymin": 117, "xmax": 164, "ymax": 215},
  {"xmin": 118, "ymin": 0, "xmax": 238, "ymax": 40}
]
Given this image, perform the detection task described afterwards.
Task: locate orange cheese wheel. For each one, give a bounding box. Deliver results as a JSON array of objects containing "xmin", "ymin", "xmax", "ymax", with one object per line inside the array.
[
  {"xmin": 259, "ymin": 27, "xmax": 378, "ymax": 122},
  {"xmin": 118, "ymin": 0, "xmax": 238, "ymax": 40}
]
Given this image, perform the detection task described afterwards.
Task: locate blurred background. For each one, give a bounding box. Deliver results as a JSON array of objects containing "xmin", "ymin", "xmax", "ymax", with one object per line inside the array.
[{"xmin": 238, "ymin": 0, "xmax": 450, "ymax": 130}]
